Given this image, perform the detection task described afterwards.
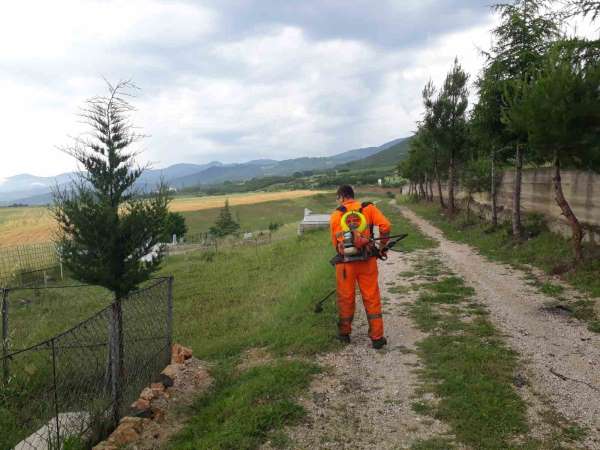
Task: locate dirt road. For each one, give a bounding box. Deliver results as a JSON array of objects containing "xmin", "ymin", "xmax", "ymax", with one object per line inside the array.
[
  {"xmin": 262, "ymin": 248, "xmax": 452, "ymax": 449},
  {"xmin": 400, "ymin": 206, "xmax": 600, "ymax": 447}
]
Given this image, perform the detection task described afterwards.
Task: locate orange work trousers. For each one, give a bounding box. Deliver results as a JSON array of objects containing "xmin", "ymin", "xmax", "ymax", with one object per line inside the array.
[{"xmin": 335, "ymin": 257, "xmax": 383, "ymax": 340}]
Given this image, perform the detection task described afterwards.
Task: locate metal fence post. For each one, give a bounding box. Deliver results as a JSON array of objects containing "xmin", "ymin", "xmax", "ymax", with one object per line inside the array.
[
  {"xmin": 166, "ymin": 277, "xmax": 174, "ymax": 364},
  {"xmin": 109, "ymin": 298, "xmax": 124, "ymax": 427},
  {"xmin": 1, "ymin": 288, "xmax": 9, "ymax": 382},
  {"xmin": 50, "ymin": 338, "xmax": 61, "ymax": 447}
]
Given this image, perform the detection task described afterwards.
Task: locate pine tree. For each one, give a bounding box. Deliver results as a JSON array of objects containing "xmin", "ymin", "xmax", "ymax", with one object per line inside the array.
[
  {"xmin": 484, "ymin": 0, "xmax": 559, "ymax": 238},
  {"xmin": 421, "ymin": 81, "xmax": 448, "ymax": 208},
  {"xmin": 210, "ymin": 199, "xmax": 240, "ymax": 237},
  {"xmin": 53, "ymin": 80, "xmax": 170, "ymax": 298},
  {"xmin": 437, "ymin": 58, "xmax": 470, "ymax": 215},
  {"xmin": 52, "ymin": 80, "xmax": 170, "ymax": 424},
  {"xmin": 471, "ymin": 62, "xmax": 512, "ymax": 227},
  {"xmin": 504, "ymin": 41, "xmax": 600, "ymax": 261}
]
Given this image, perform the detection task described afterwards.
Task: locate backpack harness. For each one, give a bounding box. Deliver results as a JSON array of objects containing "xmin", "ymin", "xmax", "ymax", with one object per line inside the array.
[{"xmin": 334, "ymin": 202, "xmax": 375, "ymax": 263}]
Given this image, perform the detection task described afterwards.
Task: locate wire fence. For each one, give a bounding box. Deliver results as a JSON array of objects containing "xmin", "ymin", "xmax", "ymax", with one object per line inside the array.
[
  {"xmin": 0, "ymin": 243, "xmax": 62, "ymax": 289},
  {"xmin": 0, "ymin": 277, "xmax": 174, "ymax": 450},
  {"xmin": 166, "ymin": 231, "xmax": 275, "ymax": 257}
]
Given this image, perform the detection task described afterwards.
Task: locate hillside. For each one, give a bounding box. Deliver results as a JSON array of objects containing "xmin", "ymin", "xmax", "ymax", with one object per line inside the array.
[
  {"xmin": 337, "ymin": 137, "xmax": 412, "ymax": 170},
  {"xmin": 1, "ymin": 138, "xmax": 404, "ymax": 205},
  {"xmin": 169, "ymin": 140, "xmax": 400, "ymax": 188}
]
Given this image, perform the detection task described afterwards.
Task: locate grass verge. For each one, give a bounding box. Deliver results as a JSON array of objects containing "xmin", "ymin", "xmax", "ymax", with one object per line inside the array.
[
  {"xmin": 171, "ymin": 360, "xmax": 319, "ymax": 450},
  {"xmin": 400, "ymin": 198, "xmax": 600, "ymax": 330},
  {"xmin": 160, "ymin": 228, "xmax": 339, "ymax": 448},
  {"xmin": 405, "ymin": 255, "xmax": 585, "ymax": 449}
]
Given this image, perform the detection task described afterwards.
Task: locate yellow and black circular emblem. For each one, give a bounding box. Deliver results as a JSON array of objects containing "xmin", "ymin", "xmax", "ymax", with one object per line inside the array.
[{"xmin": 341, "ymin": 211, "xmax": 368, "ymax": 232}]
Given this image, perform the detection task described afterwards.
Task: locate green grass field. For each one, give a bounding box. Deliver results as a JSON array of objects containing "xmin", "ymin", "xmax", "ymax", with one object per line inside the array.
[
  {"xmin": 0, "ymin": 193, "xmax": 339, "ymax": 449},
  {"xmin": 4, "ymin": 283, "xmax": 112, "ymax": 351},
  {"xmin": 164, "ymin": 228, "xmax": 340, "ymax": 449},
  {"xmin": 1, "ymin": 191, "xmax": 443, "ymax": 449},
  {"xmin": 182, "ymin": 191, "xmax": 336, "ymax": 236}
]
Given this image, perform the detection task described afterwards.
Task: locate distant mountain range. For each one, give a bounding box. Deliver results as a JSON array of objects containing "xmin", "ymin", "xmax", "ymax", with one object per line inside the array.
[
  {"xmin": 0, "ymin": 136, "xmax": 411, "ymax": 205},
  {"xmin": 337, "ymin": 138, "xmax": 411, "ymax": 170}
]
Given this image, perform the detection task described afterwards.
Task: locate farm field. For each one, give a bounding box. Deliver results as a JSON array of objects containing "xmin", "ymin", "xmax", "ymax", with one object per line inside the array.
[
  {"xmin": 169, "ymin": 189, "xmax": 328, "ymax": 212},
  {"xmin": 0, "ymin": 190, "xmax": 332, "ymax": 246},
  {"xmin": 0, "ymin": 207, "xmax": 56, "ymax": 246},
  {"xmin": 181, "ymin": 191, "xmax": 336, "ymax": 236}
]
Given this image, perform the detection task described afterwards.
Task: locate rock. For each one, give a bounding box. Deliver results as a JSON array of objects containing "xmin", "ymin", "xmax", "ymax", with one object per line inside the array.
[
  {"xmin": 140, "ymin": 387, "xmax": 155, "ymax": 401},
  {"xmin": 171, "ymin": 345, "xmax": 185, "ymax": 364},
  {"xmin": 181, "ymin": 345, "xmax": 193, "ymax": 360},
  {"xmin": 108, "ymin": 417, "xmax": 145, "ymax": 445},
  {"xmin": 92, "ymin": 442, "xmax": 118, "ymax": 450},
  {"xmin": 151, "ymin": 382, "xmax": 165, "ymax": 392},
  {"xmin": 118, "ymin": 416, "xmax": 146, "ymax": 433},
  {"xmin": 131, "ymin": 398, "xmax": 151, "ymax": 412},
  {"xmin": 194, "ymin": 368, "xmax": 210, "ymax": 385},
  {"xmin": 152, "ymin": 407, "xmax": 166, "ymax": 423},
  {"xmin": 132, "ymin": 407, "xmax": 154, "ymax": 419},
  {"xmin": 158, "ymin": 372, "xmax": 174, "ymax": 388},
  {"xmin": 161, "ymin": 363, "xmax": 183, "ymax": 384},
  {"xmin": 171, "ymin": 343, "xmax": 193, "ymax": 364}
]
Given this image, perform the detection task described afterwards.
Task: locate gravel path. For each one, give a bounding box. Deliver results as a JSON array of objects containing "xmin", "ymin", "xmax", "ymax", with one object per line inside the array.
[
  {"xmin": 262, "ymin": 249, "xmax": 452, "ymax": 449},
  {"xmin": 399, "ymin": 205, "xmax": 600, "ymax": 447}
]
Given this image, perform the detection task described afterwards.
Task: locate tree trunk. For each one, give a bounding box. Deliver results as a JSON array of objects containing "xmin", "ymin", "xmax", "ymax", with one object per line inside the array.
[
  {"xmin": 512, "ymin": 143, "xmax": 523, "ymax": 239},
  {"xmin": 466, "ymin": 195, "xmax": 472, "ymax": 222},
  {"xmin": 110, "ymin": 298, "xmax": 124, "ymax": 427},
  {"xmin": 419, "ymin": 181, "xmax": 426, "ymax": 200},
  {"xmin": 553, "ymin": 156, "xmax": 584, "ymax": 262},
  {"xmin": 434, "ymin": 159, "xmax": 445, "ymax": 208},
  {"xmin": 448, "ymin": 150, "xmax": 456, "ymax": 215},
  {"xmin": 491, "ymin": 149, "xmax": 498, "ymax": 227},
  {"xmin": 428, "ymin": 179, "xmax": 434, "ymax": 202}
]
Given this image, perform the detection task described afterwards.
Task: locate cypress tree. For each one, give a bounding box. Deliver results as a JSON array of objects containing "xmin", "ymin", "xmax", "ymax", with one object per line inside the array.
[{"xmin": 210, "ymin": 199, "xmax": 240, "ymax": 237}]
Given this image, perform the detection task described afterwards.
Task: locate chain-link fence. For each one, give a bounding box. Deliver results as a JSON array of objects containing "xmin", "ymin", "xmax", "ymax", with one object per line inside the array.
[
  {"xmin": 0, "ymin": 277, "xmax": 173, "ymax": 450},
  {"xmin": 0, "ymin": 243, "xmax": 62, "ymax": 289}
]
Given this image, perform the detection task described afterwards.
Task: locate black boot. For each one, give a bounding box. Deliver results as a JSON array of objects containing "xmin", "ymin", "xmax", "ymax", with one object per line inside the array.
[
  {"xmin": 372, "ymin": 337, "xmax": 387, "ymax": 349},
  {"xmin": 337, "ymin": 334, "xmax": 351, "ymax": 344}
]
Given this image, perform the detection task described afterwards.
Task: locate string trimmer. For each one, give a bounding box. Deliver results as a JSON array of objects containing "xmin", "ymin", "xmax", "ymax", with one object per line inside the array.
[
  {"xmin": 315, "ymin": 233, "xmax": 408, "ymax": 313},
  {"xmin": 314, "ymin": 289, "xmax": 336, "ymax": 313}
]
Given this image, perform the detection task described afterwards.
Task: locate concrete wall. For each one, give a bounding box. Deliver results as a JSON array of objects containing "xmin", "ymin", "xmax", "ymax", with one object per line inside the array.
[{"xmin": 438, "ymin": 168, "xmax": 600, "ymax": 243}]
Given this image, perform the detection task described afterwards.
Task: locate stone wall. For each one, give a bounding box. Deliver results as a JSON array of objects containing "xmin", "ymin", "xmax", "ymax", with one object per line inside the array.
[{"xmin": 439, "ymin": 168, "xmax": 600, "ymax": 243}]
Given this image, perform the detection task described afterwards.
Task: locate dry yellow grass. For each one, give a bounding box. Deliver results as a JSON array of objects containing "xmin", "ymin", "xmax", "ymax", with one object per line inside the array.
[
  {"xmin": 0, "ymin": 190, "xmax": 327, "ymax": 246},
  {"xmin": 169, "ymin": 190, "xmax": 327, "ymax": 212},
  {"xmin": 0, "ymin": 207, "xmax": 56, "ymax": 246}
]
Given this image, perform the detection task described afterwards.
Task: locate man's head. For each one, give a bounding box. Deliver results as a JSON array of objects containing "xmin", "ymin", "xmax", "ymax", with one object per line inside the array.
[{"xmin": 336, "ymin": 185, "xmax": 355, "ymax": 204}]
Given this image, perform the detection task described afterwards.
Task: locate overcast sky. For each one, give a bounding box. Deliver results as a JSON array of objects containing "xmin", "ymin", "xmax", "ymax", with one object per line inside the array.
[{"xmin": 1, "ymin": 1, "xmax": 507, "ymax": 179}]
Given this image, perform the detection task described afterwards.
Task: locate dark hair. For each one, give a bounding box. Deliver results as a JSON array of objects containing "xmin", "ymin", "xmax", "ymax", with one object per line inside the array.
[{"xmin": 336, "ymin": 185, "xmax": 355, "ymax": 199}]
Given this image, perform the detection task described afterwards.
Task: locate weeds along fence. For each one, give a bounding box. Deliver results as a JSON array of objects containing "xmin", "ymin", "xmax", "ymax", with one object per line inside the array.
[
  {"xmin": 0, "ymin": 243, "xmax": 62, "ymax": 289},
  {"xmin": 0, "ymin": 277, "xmax": 174, "ymax": 450}
]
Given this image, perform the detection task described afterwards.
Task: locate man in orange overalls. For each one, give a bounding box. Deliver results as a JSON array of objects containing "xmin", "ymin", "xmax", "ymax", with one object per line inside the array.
[{"xmin": 330, "ymin": 185, "xmax": 391, "ymax": 349}]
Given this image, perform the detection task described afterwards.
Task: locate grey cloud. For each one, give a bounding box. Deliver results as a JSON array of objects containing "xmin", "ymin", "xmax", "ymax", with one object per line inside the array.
[
  {"xmin": 197, "ymin": 0, "xmax": 492, "ymax": 48},
  {"xmin": 1, "ymin": 0, "xmax": 495, "ymax": 178}
]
